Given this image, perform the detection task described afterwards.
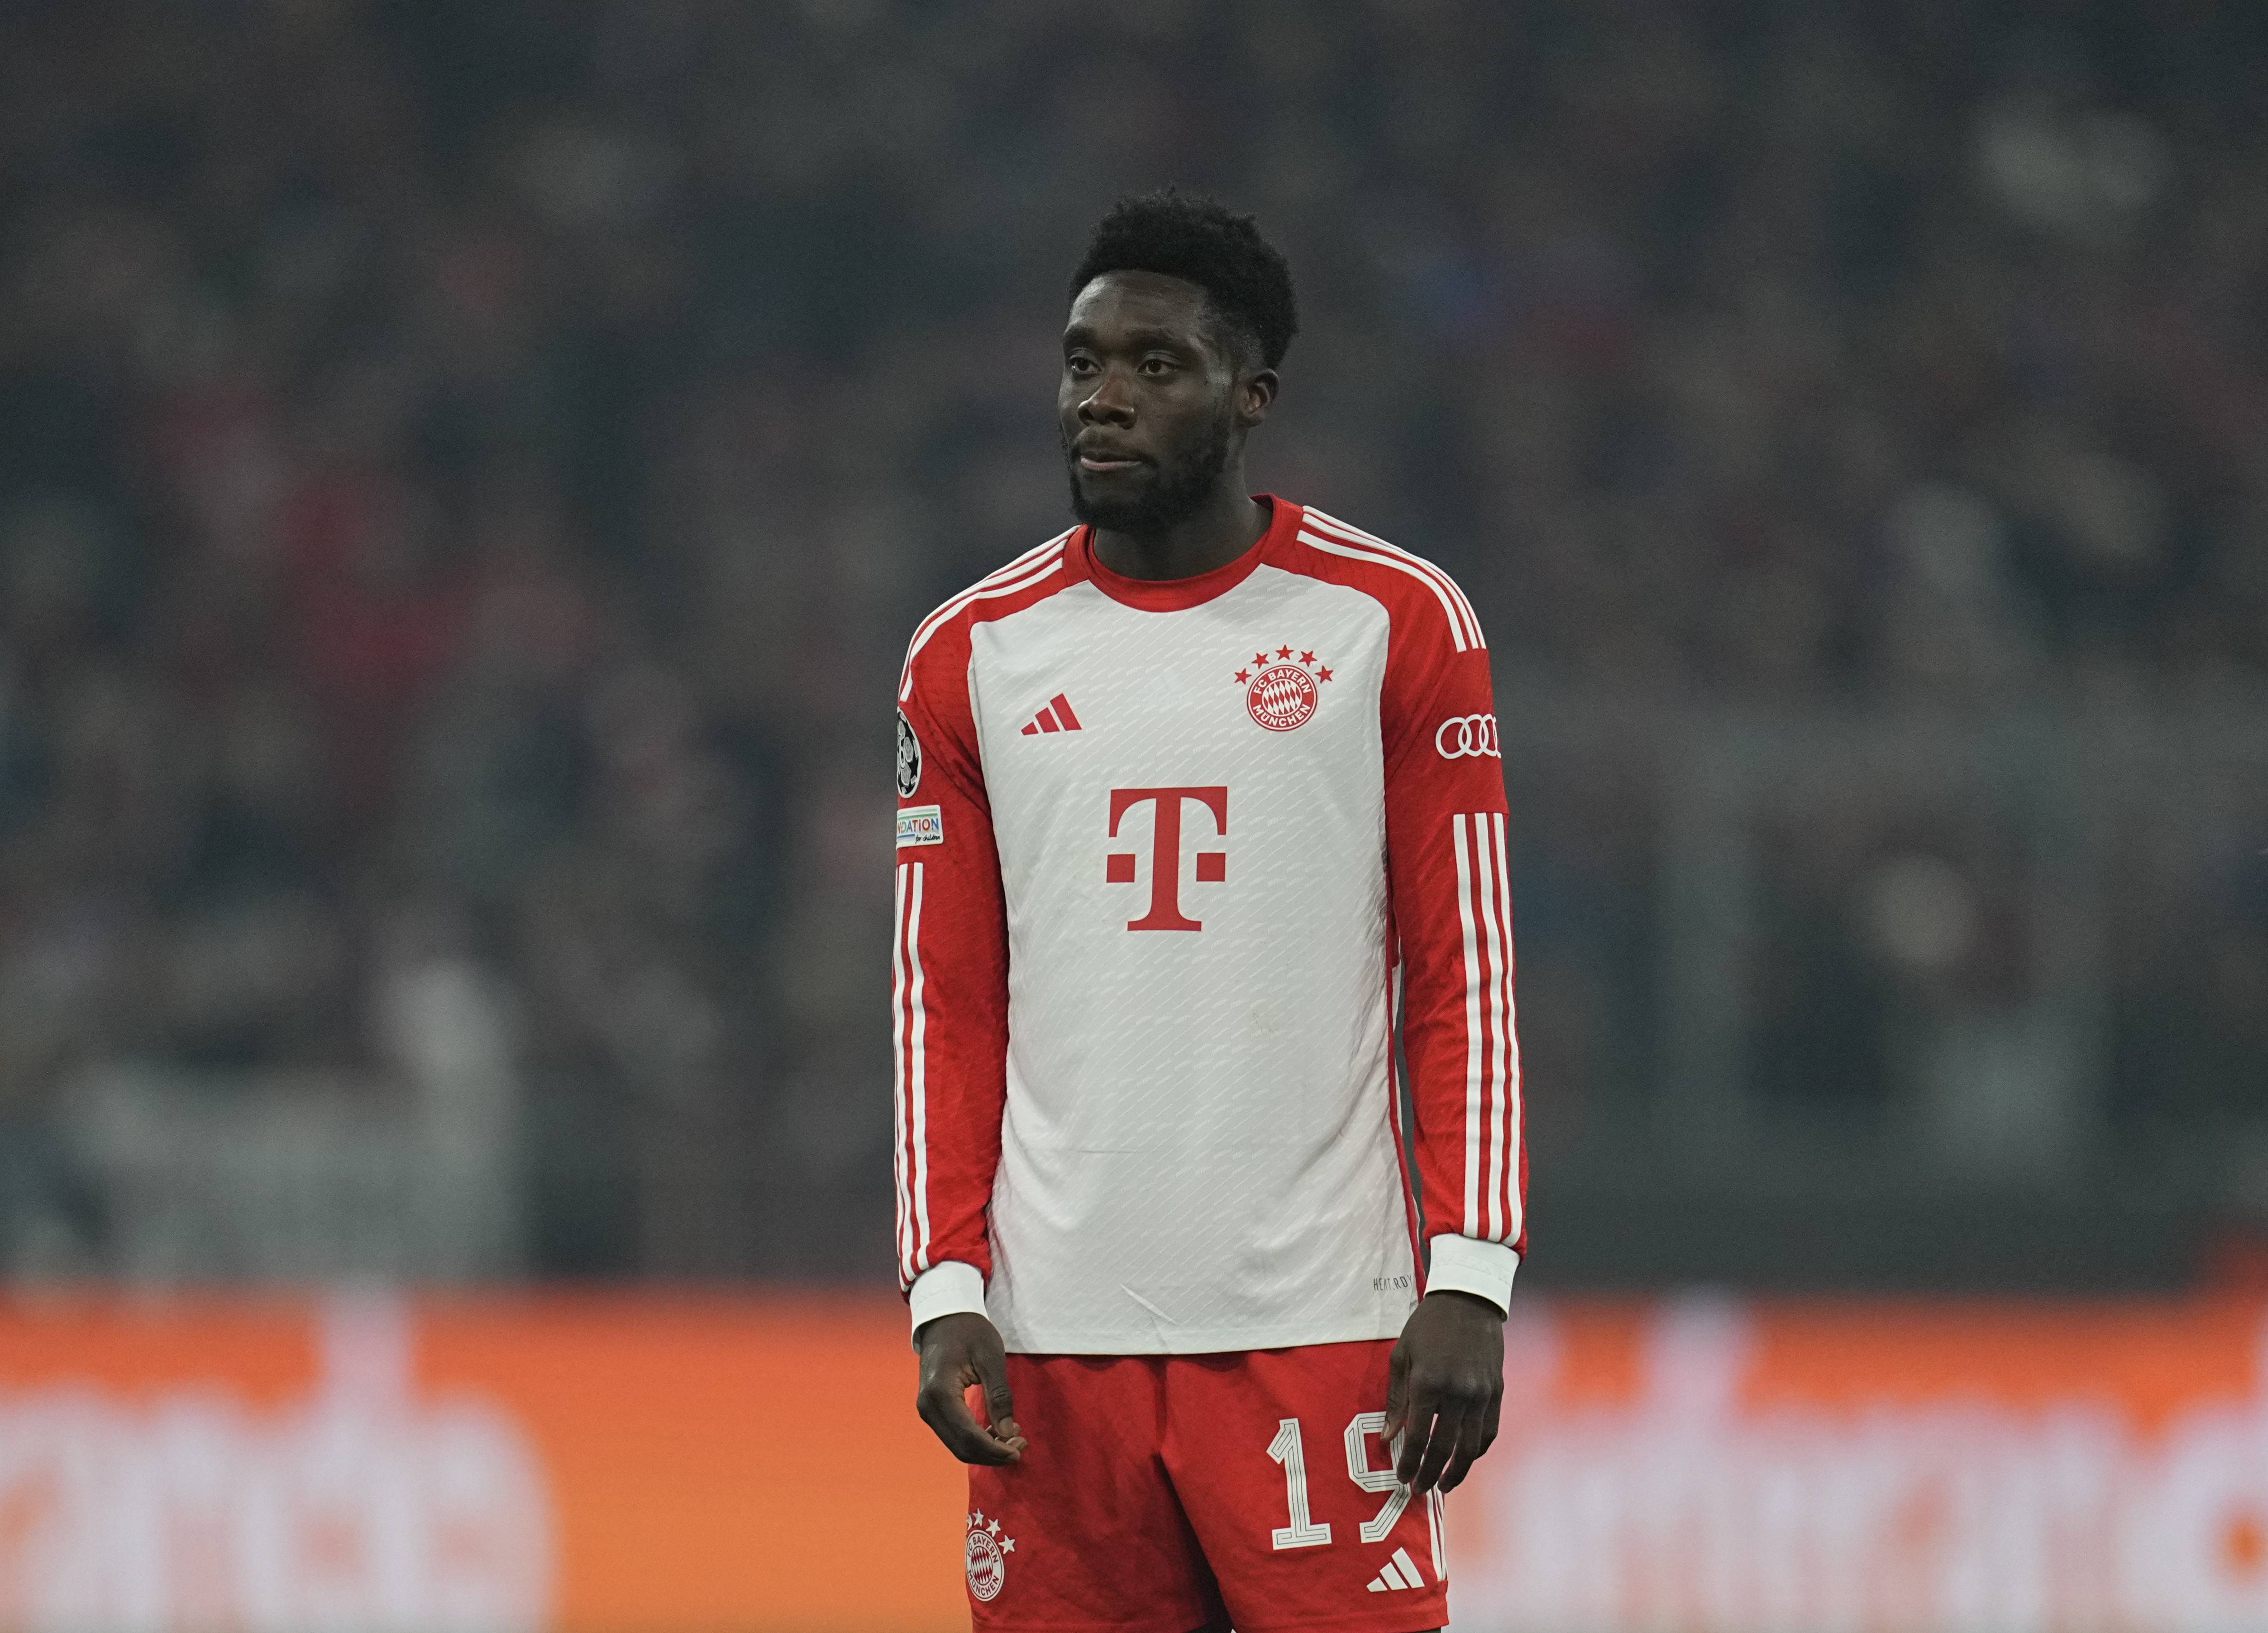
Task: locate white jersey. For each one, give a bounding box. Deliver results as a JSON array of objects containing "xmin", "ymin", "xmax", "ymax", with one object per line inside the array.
[{"xmin": 893, "ymin": 498, "xmax": 1525, "ymax": 1354}]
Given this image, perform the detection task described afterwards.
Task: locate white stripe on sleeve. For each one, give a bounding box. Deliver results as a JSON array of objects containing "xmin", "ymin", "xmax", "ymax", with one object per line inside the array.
[
  {"xmin": 1296, "ymin": 531, "xmax": 1475, "ymax": 653},
  {"xmin": 1477, "ymin": 813, "xmax": 1510, "ymax": 1243},
  {"xmin": 898, "ymin": 537, "xmax": 1071, "ymax": 698},
  {"xmin": 891, "ymin": 863, "xmax": 914, "ymax": 1283},
  {"xmin": 1492, "ymin": 812, "xmax": 1525, "ymax": 1243},
  {"xmin": 1452, "ymin": 816, "xmax": 1484, "ymax": 1237},
  {"xmin": 1298, "ymin": 508, "xmax": 1486, "ymax": 649},
  {"xmin": 904, "ymin": 861, "xmax": 932, "ymax": 1273}
]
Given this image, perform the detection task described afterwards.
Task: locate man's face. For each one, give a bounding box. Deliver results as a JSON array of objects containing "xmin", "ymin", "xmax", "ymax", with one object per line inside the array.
[{"xmin": 1059, "ymin": 271, "xmax": 1253, "ymax": 536}]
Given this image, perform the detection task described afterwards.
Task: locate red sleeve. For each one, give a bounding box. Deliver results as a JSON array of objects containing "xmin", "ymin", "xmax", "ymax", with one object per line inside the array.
[
  {"xmin": 1382, "ymin": 594, "xmax": 1528, "ymax": 1270},
  {"xmin": 893, "ymin": 620, "xmax": 1009, "ymax": 1295}
]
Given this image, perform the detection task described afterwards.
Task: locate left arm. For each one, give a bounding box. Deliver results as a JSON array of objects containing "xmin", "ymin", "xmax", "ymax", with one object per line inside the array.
[{"xmin": 1377, "ymin": 592, "xmax": 1524, "ymax": 1494}]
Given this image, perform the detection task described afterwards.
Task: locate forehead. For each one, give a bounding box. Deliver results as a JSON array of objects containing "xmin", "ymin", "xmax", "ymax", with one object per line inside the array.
[{"xmin": 1064, "ymin": 270, "xmax": 1218, "ymax": 347}]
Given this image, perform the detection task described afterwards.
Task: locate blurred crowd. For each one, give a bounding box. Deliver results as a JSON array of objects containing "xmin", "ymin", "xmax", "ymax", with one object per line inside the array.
[{"xmin": 0, "ymin": 0, "xmax": 2261, "ymax": 1281}]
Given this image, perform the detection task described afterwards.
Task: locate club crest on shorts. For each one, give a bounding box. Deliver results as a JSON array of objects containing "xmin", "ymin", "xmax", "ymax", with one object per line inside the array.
[
  {"xmin": 965, "ymin": 1510, "xmax": 1014, "ymax": 1601},
  {"xmin": 1233, "ymin": 643, "xmax": 1334, "ymax": 732}
]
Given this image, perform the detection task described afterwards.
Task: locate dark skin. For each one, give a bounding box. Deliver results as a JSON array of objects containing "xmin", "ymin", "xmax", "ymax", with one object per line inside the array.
[
  {"xmin": 915, "ymin": 269, "xmax": 1506, "ymax": 1627},
  {"xmin": 1060, "ymin": 269, "xmax": 1275, "ymax": 580}
]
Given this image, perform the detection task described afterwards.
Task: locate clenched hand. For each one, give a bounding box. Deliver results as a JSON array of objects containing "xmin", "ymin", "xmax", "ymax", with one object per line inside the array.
[{"xmin": 915, "ymin": 1312, "xmax": 1028, "ymax": 1466}]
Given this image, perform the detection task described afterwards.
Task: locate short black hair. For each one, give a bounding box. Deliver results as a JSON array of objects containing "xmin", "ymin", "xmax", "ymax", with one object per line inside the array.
[{"xmin": 1069, "ymin": 188, "xmax": 1298, "ymax": 370}]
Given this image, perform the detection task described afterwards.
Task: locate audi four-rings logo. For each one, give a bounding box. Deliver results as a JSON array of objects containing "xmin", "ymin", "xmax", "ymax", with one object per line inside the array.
[{"xmin": 1435, "ymin": 713, "xmax": 1500, "ymax": 759}]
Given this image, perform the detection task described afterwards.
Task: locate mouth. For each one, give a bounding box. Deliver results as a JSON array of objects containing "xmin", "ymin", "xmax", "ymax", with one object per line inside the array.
[{"xmin": 1074, "ymin": 447, "xmax": 1146, "ymax": 473}]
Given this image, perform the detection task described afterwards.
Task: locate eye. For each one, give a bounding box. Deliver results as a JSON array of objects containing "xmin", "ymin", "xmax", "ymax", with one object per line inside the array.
[
  {"xmin": 1139, "ymin": 356, "xmax": 1175, "ymax": 376},
  {"xmin": 1065, "ymin": 355, "xmax": 1097, "ymax": 376}
]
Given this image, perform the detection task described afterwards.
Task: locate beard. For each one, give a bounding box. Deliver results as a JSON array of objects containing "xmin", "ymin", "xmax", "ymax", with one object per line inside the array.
[{"xmin": 1064, "ymin": 403, "xmax": 1235, "ymax": 537}]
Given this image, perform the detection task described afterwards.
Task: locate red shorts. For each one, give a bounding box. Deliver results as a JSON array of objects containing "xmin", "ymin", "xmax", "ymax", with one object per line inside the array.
[{"xmin": 961, "ymin": 1340, "xmax": 1448, "ymax": 1633}]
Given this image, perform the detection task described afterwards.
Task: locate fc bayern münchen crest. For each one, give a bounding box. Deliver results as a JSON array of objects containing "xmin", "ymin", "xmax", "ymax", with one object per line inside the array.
[
  {"xmin": 1234, "ymin": 644, "xmax": 1333, "ymax": 732},
  {"xmin": 896, "ymin": 708, "xmax": 922, "ymax": 798},
  {"xmin": 964, "ymin": 1511, "xmax": 1013, "ymax": 1601}
]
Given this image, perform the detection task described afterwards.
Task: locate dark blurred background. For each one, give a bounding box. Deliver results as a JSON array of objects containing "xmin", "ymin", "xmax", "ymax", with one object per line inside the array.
[{"xmin": 0, "ymin": 0, "xmax": 2262, "ymax": 1293}]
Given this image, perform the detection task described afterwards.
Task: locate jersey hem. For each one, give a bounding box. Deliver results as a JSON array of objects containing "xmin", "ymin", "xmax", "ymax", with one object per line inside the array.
[{"xmin": 993, "ymin": 1313, "xmax": 1413, "ymax": 1356}]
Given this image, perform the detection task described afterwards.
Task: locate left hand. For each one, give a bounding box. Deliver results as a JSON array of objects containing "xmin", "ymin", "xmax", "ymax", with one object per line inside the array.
[{"xmin": 1383, "ymin": 1290, "xmax": 1505, "ymax": 1494}]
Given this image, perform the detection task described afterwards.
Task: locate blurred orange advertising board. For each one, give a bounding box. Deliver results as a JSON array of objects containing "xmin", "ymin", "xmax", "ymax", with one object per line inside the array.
[
  {"xmin": 1458, "ymin": 1296, "xmax": 2268, "ymax": 1633},
  {"xmin": 0, "ymin": 1291, "xmax": 972, "ymax": 1633},
  {"xmin": 0, "ymin": 1291, "xmax": 2260, "ymax": 1633}
]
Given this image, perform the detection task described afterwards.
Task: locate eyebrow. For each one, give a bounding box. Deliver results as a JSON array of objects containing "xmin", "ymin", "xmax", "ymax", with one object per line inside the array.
[{"xmin": 1062, "ymin": 323, "xmax": 1203, "ymax": 354}]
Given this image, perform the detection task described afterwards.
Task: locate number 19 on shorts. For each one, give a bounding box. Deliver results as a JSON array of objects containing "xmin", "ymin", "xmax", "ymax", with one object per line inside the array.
[{"xmin": 1265, "ymin": 1413, "xmax": 1413, "ymax": 1550}]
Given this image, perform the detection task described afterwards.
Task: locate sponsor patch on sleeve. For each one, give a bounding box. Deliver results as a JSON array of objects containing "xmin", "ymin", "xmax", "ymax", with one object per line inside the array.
[{"xmin": 897, "ymin": 805, "xmax": 944, "ymax": 847}]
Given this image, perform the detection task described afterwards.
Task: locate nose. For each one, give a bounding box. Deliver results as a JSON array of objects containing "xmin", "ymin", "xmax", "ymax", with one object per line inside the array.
[{"xmin": 1078, "ymin": 365, "xmax": 1135, "ymax": 427}]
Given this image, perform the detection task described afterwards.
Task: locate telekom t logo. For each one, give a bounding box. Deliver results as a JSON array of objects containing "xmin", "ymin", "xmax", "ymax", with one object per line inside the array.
[{"xmin": 1106, "ymin": 786, "xmax": 1228, "ymax": 931}]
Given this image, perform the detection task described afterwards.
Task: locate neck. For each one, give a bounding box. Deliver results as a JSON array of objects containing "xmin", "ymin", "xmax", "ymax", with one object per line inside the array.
[{"xmin": 1090, "ymin": 479, "xmax": 1268, "ymax": 583}]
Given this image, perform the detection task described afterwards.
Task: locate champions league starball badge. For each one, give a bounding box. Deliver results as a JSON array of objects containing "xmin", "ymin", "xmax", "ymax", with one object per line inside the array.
[{"xmin": 896, "ymin": 708, "xmax": 922, "ymax": 798}]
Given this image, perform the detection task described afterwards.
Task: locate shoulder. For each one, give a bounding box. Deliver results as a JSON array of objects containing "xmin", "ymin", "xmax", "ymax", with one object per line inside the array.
[
  {"xmin": 898, "ymin": 528, "xmax": 1080, "ymax": 702},
  {"xmin": 1276, "ymin": 503, "xmax": 1487, "ymax": 657}
]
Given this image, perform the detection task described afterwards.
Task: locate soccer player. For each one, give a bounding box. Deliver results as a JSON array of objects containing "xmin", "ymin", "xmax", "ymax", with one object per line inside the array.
[{"xmin": 893, "ymin": 190, "xmax": 1524, "ymax": 1632}]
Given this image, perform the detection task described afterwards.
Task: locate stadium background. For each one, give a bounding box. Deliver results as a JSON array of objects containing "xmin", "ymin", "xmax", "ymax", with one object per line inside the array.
[{"xmin": 0, "ymin": 0, "xmax": 2264, "ymax": 1628}]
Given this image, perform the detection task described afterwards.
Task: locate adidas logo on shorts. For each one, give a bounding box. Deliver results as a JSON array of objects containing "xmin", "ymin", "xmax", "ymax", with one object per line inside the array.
[{"xmin": 1365, "ymin": 1546, "xmax": 1430, "ymax": 1593}]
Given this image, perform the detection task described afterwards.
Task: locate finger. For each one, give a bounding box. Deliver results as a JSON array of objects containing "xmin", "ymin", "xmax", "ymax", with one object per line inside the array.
[
  {"xmin": 1382, "ymin": 1344, "xmax": 1412, "ymax": 1439},
  {"xmin": 1393, "ymin": 1397, "xmax": 1436, "ymax": 1487},
  {"xmin": 918, "ymin": 1382, "xmax": 1020, "ymax": 1466},
  {"xmin": 1439, "ymin": 1385, "xmax": 1502, "ymax": 1495},
  {"xmin": 963, "ymin": 1378, "xmax": 1028, "ymax": 1452},
  {"xmin": 976, "ymin": 1355, "xmax": 1024, "ymax": 1452},
  {"xmin": 1411, "ymin": 1392, "xmax": 1465, "ymax": 1493},
  {"xmin": 1439, "ymin": 1395, "xmax": 1489, "ymax": 1492},
  {"xmin": 936, "ymin": 1395, "xmax": 1021, "ymax": 1464}
]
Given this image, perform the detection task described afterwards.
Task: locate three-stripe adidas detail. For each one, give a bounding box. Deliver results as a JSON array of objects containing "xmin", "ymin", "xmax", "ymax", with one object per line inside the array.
[
  {"xmin": 1451, "ymin": 811, "xmax": 1523, "ymax": 1244},
  {"xmin": 893, "ymin": 860, "xmax": 931, "ymax": 1285},
  {"xmin": 1296, "ymin": 507, "xmax": 1485, "ymax": 652},
  {"xmin": 1365, "ymin": 1546, "xmax": 1433, "ymax": 1593},
  {"xmin": 899, "ymin": 533, "xmax": 1072, "ymax": 700},
  {"xmin": 1019, "ymin": 693, "xmax": 1083, "ymax": 734}
]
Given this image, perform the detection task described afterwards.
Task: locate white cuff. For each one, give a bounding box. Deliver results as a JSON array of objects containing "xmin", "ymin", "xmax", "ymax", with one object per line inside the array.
[
  {"xmin": 1426, "ymin": 1235, "xmax": 1519, "ymax": 1315},
  {"xmin": 907, "ymin": 1260, "xmax": 988, "ymax": 1336}
]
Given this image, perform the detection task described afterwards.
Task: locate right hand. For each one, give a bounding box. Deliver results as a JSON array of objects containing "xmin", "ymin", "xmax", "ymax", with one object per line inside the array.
[{"xmin": 914, "ymin": 1312, "xmax": 1027, "ymax": 1465}]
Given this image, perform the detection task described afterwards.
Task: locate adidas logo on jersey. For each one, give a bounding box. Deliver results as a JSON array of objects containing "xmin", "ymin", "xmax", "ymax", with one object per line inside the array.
[
  {"xmin": 1019, "ymin": 694, "xmax": 1083, "ymax": 734},
  {"xmin": 1365, "ymin": 1546, "xmax": 1430, "ymax": 1593}
]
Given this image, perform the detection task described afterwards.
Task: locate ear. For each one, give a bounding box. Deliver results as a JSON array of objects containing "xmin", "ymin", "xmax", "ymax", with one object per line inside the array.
[{"xmin": 1239, "ymin": 367, "xmax": 1278, "ymax": 427}]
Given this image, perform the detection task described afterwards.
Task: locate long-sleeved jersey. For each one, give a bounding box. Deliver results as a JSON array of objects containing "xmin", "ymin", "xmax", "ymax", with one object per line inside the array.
[{"xmin": 893, "ymin": 496, "xmax": 1525, "ymax": 1355}]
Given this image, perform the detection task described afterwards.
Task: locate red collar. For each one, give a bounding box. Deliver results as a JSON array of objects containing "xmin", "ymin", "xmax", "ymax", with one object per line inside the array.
[{"xmin": 1068, "ymin": 495, "xmax": 1303, "ymax": 612}]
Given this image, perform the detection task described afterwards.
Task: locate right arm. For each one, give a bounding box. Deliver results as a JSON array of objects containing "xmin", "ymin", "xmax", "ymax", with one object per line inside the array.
[{"xmin": 895, "ymin": 628, "xmax": 1021, "ymax": 1463}]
